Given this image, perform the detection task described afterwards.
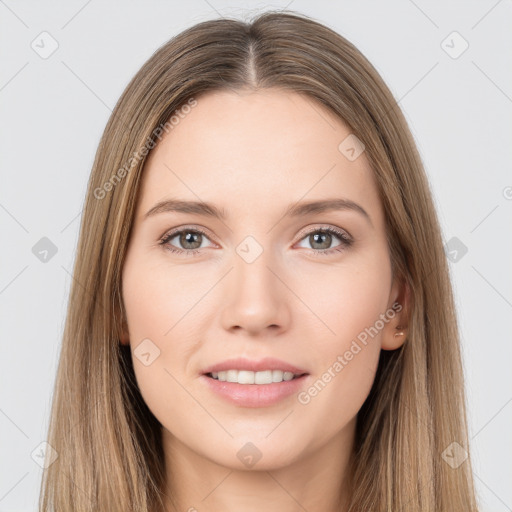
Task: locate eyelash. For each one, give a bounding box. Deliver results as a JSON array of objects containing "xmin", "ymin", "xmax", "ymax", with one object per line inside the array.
[{"xmin": 158, "ymin": 226, "xmax": 353, "ymax": 258}]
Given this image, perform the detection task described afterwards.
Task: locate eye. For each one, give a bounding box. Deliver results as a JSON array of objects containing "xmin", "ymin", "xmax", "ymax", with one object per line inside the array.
[
  {"xmin": 295, "ymin": 226, "xmax": 353, "ymax": 256},
  {"xmin": 159, "ymin": 227, "xmax": 215, "ymax": 256},
  {"xmin": 158, "ymin": 225, "xmax": 353, "ymax": 257}
]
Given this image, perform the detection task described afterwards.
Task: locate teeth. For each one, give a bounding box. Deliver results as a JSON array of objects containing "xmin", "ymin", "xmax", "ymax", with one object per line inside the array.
[{"xmin": 211, "ymin": 369, "xmax": 299, "ymax": 384}]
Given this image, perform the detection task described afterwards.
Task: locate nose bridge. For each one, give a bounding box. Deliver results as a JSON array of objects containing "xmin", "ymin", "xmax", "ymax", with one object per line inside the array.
[
  {"xmin": 235, "ymin": 242, "xmax": 274, "ymax": 293},
  {"xmin": 220, "ymin": 234, "xmax": 290, "ymax": 333},
  {"xmin": 233, "ymin": 235, "xmax": 280, "ymax": 305}
]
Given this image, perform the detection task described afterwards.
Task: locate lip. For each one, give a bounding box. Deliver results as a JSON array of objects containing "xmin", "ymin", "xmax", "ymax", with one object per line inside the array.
[
  {"xmin": 201, "ymin": 357, "xmax": 308, "ymax": 375},
  {"xmin": 200, "ymin": 373, "xmax": 310, "ymax": 408}
]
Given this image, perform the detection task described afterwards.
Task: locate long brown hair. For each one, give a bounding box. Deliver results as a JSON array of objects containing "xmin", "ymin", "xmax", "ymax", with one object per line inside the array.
[{"xmin": 39, "ymin": 10, "xmax": 479, "ymax": 511}]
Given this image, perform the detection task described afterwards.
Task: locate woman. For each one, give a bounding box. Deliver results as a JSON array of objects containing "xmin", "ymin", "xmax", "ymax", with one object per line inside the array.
[{"xmin": 39, "ymin": 10, "xmax": 479, "ymax": 512}]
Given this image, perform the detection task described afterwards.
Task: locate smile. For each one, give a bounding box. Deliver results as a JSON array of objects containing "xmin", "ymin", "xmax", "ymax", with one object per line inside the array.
[{"xmin": 207, "ymin": 369, "xmax": 304, "ymax": 384}]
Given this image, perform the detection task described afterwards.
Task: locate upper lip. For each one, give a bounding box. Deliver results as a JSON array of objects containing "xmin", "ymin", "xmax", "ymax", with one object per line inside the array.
[{"xmin": 202, "ymin": 357, "xmax": 308, "ymax": 375}]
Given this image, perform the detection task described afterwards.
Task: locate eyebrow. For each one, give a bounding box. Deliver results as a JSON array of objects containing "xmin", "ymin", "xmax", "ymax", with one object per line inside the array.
[{"xmin": 144, "ymin": 197, "xmax": 371, "ymax": 225}]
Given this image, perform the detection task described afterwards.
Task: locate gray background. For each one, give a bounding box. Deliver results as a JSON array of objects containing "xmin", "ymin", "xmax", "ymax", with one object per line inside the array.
[{"xmin": 1, "ymin": 0, "xmax": 511, "ymax": 510}]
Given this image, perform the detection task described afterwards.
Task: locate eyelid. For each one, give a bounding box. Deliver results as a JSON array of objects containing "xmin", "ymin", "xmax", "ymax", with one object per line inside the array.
[
  {"xmin": 160, "ymin": 225, "xmax": 218, "ymax": 245},
  {"xmin": 160, "ymin": 223, "xmax": 352, "ymax": 242},
  {"xmin": 294, "ymin": 224, "xmax": 353, "ymax": 243}
]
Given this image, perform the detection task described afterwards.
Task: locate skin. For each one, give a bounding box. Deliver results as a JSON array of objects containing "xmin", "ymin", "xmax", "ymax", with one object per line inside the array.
[{"xmin": 120, "ymin": 89, "xmax": 409, "ymax": 512}]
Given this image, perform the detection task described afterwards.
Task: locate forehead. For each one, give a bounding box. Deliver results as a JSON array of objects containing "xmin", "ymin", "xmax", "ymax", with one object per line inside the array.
[{"xmin": 136, "ymin": 89, "xmax": 383, "ymax": 224}]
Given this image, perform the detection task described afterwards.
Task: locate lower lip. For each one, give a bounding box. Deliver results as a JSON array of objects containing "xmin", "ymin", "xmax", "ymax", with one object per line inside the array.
[{"xmin": 200, "ymin": 374, "xmax": 309, "ymax": 408}]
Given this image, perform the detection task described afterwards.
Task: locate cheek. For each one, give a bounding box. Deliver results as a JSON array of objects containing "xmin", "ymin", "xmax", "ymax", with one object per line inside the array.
[
  {"xmin": 121, "ymin": 266, "xmax": 201, "ymax": 442},
  {"xmin": 121, "ymin": 257, "xmax": 187, "ymax": 403},
  {"xmin": 122, "ymin": 260, "xmax": 238, "ymax": 457},
  {"xmin": 122, "ymin": 254, "xmax": 205, "ymax": 344},
  {"xmin": 292, "ymin": 250, "xmax": 392, "ymax": 352},
  {"xmin": 291, "ymin": 252, "xmax": 390, "ymax": 420}
]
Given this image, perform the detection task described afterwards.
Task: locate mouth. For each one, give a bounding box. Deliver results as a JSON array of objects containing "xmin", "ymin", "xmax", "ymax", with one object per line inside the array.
[
  {"xmin": 200, "ymin": 357, "xmax": 309, "ymax": 406},
  {"xmin": 205, "ymin": 369, "xmax": 308, "ymax": 385},
  {"xmin": 201, "ymin": 370, "xmax": 310, "ymax": 407}
]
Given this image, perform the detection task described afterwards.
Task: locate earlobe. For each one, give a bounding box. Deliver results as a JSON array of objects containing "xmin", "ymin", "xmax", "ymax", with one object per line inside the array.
[
  {"xmin": 381, "ymin": 277, "xmax": 411, "ymax": 351},
  {"xmin": 382, "ymin": 323, "xmax": 408, "ymax": 351}
]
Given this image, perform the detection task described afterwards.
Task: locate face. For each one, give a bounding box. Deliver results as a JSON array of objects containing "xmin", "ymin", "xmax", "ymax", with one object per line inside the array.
[{"xmin": 120, "ymin": 89, "xmax": 407, "ymax": 472}]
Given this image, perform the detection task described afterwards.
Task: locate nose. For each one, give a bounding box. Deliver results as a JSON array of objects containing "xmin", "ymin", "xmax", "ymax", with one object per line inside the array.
[{"xmin": 219, "ymin": 247, "xmax": 291, "ymax": 336}]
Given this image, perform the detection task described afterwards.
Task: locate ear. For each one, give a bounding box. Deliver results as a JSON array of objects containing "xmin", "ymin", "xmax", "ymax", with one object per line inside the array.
[{"xmin": 381, "ymin": 275, "xmax": 411, "ymax": 351}]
